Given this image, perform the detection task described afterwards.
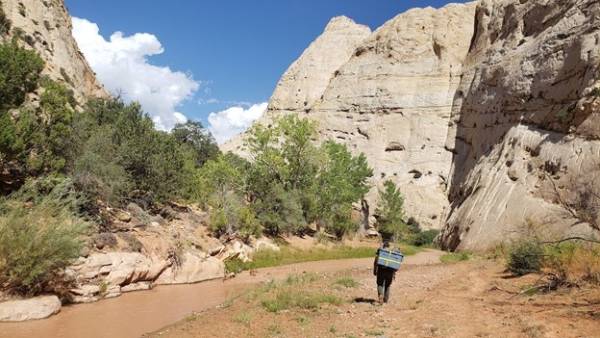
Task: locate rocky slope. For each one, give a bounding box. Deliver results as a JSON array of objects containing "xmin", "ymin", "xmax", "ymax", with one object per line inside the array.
[
  {"xmin": 225, "ymin": 0, "xmax": 600, "ymax": 249},
  {"xmin": 0, "ymin": 0, "xmax": 106, "ymax": 102}
]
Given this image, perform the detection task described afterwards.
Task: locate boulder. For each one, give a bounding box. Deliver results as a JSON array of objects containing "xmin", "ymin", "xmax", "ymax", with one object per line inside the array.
[
  {"xmin": 69, "ymin": 252, "xmax": 169, "ymax": 302},
  {"xmin": 0, "ymin": 296, "xmax": 61, "ymax": 322},
  {"xmin": 115, "ymin": 211, "xmax": 132, "ymax": 223},
  {"xmin": 155, "ymin": 253, "xmax": 225, "ymax": 285},
  {"xmin": 253, "ymin": 237, "xmax": 280, "ymax": 252},
  {"xmin": 121, "ymin": 282, "xmax": 152, "ymax": 293},
  {"xmin": 223, "ymin": 240, "xmax": 255, "ymax": 262}
]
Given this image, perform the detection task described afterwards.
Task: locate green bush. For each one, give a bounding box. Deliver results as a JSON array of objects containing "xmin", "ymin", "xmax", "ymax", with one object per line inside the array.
[
  {"xmin": 410, "ymin": 229, "xmax": 440, "ymax": 247},
  {"xmin": 0, "ymin": 40, "xmax": 44, "ymax": 109},
  {"xmin": 507, "ymin": 241, "xmax": 544, "ymax": 276},
  {"xmin": 0, "ymin": 179, "xmax": 89, "ymax": 295}
]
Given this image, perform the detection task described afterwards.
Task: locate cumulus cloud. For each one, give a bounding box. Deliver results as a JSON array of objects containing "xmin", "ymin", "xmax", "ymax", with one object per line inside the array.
[
  {"xmin": 72, "ymin": 17, "xmax": 199, "ymax": 130},
  {"xmin": 208, "ymin": 103, "xmax": 268, "ymax": 144}
]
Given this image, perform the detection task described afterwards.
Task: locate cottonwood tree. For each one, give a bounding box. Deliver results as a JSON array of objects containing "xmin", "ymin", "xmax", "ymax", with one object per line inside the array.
[{"xmin": 376, "ymin": 180, "xmax": 408, "ymax": 241}]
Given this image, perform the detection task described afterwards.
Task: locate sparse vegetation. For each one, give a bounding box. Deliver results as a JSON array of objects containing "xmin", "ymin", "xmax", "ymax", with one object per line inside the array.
[
  {"xmin": 440, "ymin": 251, "xmax": 472, "ymax": 264},
  {"xmin": 225, "ymin": 244, "xmax": 420, "ymax": 273},
  {"xmin": 506, "ymin": 238, "xmax": 600, "ymax": 287},
  {"xmin": 225, "ymin": 246, "xmax": 377, "ymax": 273},
  {"xmin": 232, "ymin": 311, "xmax": 253, "ymax": 326},
  {"xmin": 542, "ymin": 242, "xmax": 600, "ymax": 286},
  {"xmin": 334, "ymin": 276, "xmax": 359, "ymax": 288}
]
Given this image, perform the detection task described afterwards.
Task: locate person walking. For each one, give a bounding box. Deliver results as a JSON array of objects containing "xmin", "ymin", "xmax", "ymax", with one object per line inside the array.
[{"xmin": 373, "ymin": 241, "xmax": 397, "ymax": 304}]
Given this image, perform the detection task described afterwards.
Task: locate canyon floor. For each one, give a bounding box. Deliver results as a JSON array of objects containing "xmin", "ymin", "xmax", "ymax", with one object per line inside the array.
[{"xmin": 149, "ymin": 251, "xmax": 599, "ymax": 338}]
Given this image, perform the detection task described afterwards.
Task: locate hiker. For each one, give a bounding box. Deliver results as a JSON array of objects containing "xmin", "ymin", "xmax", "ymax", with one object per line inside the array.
[{"xmin": 373, "ymin": 241, "xmax": 400, "ymax": 304}]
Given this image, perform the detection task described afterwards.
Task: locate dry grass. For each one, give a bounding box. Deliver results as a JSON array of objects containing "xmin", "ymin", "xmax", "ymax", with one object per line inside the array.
[{"xmin": 544, "ymin": 242, "xmax": 600, "ymax": 286}]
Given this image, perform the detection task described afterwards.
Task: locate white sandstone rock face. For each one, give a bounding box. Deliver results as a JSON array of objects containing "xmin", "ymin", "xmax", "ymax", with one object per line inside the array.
[
  {"xmin": 69, "ymin": 252, "xmax": 169, "ymax": 303},
  {"xmin": 155, "ymin": 254, "xmax": 225, "ymax": 285},
  {"xmin": 0, "ymin": 0, "xmax": 106, "ymax": 102},
  {"xmin": 0, "ymin": 296, "xmax": 61, "ymax": 322},
  {"xmin": 221, "ymin": 16, "xmax": 372, "ymax": 155},
  {"xmin": 311, "ymin": 3, "xmax": 477, "ymax": 229},
  {"xmin": 223, "ymin": 3, "xmax": 477, "ymax": 229},
  {"xmin": 439, "ymin": 0, "xmax": 600, "ymax": 250}
]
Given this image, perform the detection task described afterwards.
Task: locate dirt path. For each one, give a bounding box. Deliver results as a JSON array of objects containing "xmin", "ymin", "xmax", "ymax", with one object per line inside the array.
[
  {"xmin": 150, "ymin": 255, "xmax": 600, "ymax": 338},
  {"xmin": 0, "ymin": 250, "xmax": 443, "ymax": 338}
]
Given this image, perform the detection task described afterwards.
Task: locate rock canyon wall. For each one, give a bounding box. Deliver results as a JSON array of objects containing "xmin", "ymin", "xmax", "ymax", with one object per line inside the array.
[
  {"xmin": 226, "ymin": 0, "xmax": 600, "ymax": 249},
  {"xmin": 0, "ymin": 0, "xmax": 106, "ymax": 102},
  {"xmin": 440, "ymin": 0, "xmax": 600, "ymax": 250}
]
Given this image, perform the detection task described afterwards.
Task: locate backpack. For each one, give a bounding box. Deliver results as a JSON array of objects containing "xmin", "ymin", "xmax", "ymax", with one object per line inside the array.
[{"xmin": 376, "ymin": 248, "xmax": 404, "ymax": 271}]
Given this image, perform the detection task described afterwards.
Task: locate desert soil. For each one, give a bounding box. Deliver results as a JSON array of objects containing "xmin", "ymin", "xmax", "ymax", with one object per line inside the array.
[{"xmin": 148, "ymin": 251, "xmax": 599, "ymax": 338}]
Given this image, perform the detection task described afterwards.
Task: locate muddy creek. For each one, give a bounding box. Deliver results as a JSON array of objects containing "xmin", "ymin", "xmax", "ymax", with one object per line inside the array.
[{"xmin": 0, "ymin": 257, "xmax": 389, "ymax": 338}]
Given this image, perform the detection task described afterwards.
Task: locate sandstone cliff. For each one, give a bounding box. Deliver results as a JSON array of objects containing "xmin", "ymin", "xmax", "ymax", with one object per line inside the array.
[
  {"xmin": 310, "ymin": 3, "xmax": 476, "ymax": 229},
  {"xmin": 224, "ymin": 3, "xmax": 478, "ymax": 230},
  {"xmin": 224, "ymin": 0, "xmax": 600, "ymax": 249},
  {"xmin": 0, "ymin": 0, "xmax": 106, "ymax": 102},
  {"xmin": 221, "ymin": 16, "xmax": 372, "ymax": 156},
  {"xmin": 439, "ymin": 0, "xmax": 600, "ymax": 250}
]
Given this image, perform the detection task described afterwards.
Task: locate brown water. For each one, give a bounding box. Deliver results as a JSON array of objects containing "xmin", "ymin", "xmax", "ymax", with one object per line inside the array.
[{"xmin": 0, "ymin": 252, "xmax": 441, "ymax": 338}]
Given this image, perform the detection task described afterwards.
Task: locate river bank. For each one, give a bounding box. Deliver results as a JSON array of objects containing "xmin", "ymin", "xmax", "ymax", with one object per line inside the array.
[
  {"xmin": 148, "ymin": 253, "xmax": 600, "ymax": 338},
  {"xmin": 0, "ymin": 249, "xmax": 436, "ymax": 338}
]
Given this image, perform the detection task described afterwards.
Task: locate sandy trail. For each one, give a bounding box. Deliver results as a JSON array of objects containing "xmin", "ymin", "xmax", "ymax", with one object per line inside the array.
[
  {"xmin": 0, "ymin": 250, "xmax": 443, "ymax": 338},
  {"xmin": 150, "ymin": 254, "xmax": 600, "ymax": 338}
]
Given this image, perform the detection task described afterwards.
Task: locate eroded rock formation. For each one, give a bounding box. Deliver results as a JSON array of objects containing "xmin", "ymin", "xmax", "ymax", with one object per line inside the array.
[
  {"xmin": 439, "ymin": 0, "xmax": 600, "ymax": 250},
  {"xmin": 0, "ymin": 0, "xmax": 106, "ymax": 102},
  {"xmin": 225, "ymin": 0, "xmax": 600, "ymax": 249}
]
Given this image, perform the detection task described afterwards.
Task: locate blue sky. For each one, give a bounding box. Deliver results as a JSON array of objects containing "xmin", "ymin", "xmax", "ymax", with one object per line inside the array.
[{"xmin": 65, "ymin": 0, "xmax": 467, "ymax": 141}]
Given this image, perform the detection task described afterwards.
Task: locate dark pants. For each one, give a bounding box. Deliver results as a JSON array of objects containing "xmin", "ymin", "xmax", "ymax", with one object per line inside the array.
[{"xmin": 376, "ymin": 267, "xmax": 395, "ymax": 303}]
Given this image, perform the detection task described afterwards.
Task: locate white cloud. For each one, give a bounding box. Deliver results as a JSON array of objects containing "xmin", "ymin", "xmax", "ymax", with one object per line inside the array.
[
  {"xmin": 72, "ymin": 18, "xmax": 199, "ymax": 130},
  {"xmin": 208, "ymin": 102, "xmax": 268, "ymax": 144}
]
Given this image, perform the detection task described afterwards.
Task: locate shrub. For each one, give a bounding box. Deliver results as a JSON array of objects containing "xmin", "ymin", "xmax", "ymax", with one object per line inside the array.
[
  {"xmin": 507, "ymin": 241, "xmax": 544, "ymax": 276},
  {"xmin": 0, "ymin": 40, "xmax": 44, "ymax": 109},
  {"xmin": 410, "ymin": 229, "xmax": 440, "ymax": 247},
  {"xmin": 0, "ymin": 184, "xmax": 89, "ymax": 295},
  {"xmin": 543, "ymin": 242, "xmax": 600, "ymax": 286}
]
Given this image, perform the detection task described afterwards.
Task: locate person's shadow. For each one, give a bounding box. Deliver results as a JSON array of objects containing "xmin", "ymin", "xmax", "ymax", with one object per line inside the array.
[{"xmin": 353, "ymin": 297, "xmax": 377, "ymax": 304}]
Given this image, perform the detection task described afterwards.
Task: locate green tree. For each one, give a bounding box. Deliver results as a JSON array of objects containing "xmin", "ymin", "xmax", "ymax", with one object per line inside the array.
[
  {"xmin": 0, "ymin": 40, "xmax": 44, "ymax": 110},
  {"xmin": 196, "ymin": 155, "xmax": 259, "ymax": 239},
  {"xmin": 172, "ymin": 120, "xmax": 220, "ymax": 166},
  {"xmin": 314, "ymin": 141, "xmax": 373, "ymax": 238},
  {"xmin": 376, "ymin": 180, "xmax": 407, "ymax": 240},
  {"xmin": 244, "ymin": 115, "xmax": 320, "ymax": 235}
]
